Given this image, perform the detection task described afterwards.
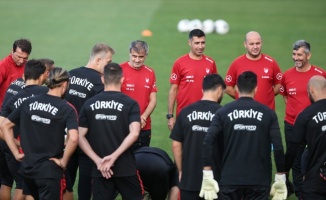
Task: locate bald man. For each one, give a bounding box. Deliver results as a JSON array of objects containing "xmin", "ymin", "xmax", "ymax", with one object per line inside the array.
[
  {"xmin": 285, "ymin": 75, "xmax": 326, "ymax": 199},
  {"xmin": 224, "ymin": 31, "xmax": 282, "ymax": 110}
]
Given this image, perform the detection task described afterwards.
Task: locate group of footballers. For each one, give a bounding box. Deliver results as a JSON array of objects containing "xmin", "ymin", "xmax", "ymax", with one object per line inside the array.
[
  {"xmin": 167, "ymin": 29, "xmax": 326, "ymax": 200},
  {"xmin": 0, "ymin": 38, "xmax": 165, "ymax": 200},
  {"xmin": 0, "ymin": 27, "xmax": 325, "ymax": 200}
]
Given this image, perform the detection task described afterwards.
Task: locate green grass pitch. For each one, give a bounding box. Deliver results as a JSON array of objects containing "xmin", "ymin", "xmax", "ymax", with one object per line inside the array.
[{"xmin": 1, "ymin": 0, "xmax": 326, "ymax": 199}]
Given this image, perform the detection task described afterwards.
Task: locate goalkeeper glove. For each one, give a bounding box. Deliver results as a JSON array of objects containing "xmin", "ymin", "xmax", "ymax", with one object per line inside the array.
[
  {"xmin": 199, "ymin": 170, "xmax": 219, "ymax": 200},
  {"xmin": 270, "ymin": 174, "xmax": 287, "ymax": 200}
]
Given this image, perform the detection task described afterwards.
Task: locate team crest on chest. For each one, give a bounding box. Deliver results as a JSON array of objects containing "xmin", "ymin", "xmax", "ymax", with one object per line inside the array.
[
  {"xmin": 145, "ymin": 78, "xmax": 149, "ymax": 83},
  {"xmin": 206, "ymin": 68, "xmax": 210, "ymax": 74},
  {"xmin": 264, "ymin": 68, "xmax": 268, "ymax": 73}
]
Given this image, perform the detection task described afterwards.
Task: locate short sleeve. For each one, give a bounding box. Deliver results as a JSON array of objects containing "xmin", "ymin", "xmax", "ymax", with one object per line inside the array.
[
  {"xmin": 78, "ymin": 104, "xmax": 89, "ymax": 128},
  {"xmin": 170, "ymin": 113, "xmax": 184, "ymax": 142},
  {"xmin": 128, "ymin": 101, "xmax": 141, "ymax": 124},
  {"xmin": 65, "ymin": 104, "xmax": 78, "ymax": 130},
  {"xmin": 272, "ymin": 60, "xmax": 282, "ymax": 85},
  {"xmin": 225, "ymin": 62, "xmax": 237, "ymax": 87},
  {"xmin": 170, "ymin": 61, "xmax": 181, "ymax": 85}
]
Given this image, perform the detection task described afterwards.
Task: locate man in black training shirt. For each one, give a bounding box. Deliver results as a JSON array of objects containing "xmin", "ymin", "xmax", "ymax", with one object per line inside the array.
[
  {"xmin": 78, "ymin": 63, "xmax": 143, "ymax": 200},
  {"xmin": 135, "ymin": 146, "xmax": 178, "ymax": 200},
  {"xmin": 285, "ymin": 75, "xmax": 326, "ymax": 199},
  {"xmin": 201, "ymin": 71, "xmax": 287, "ymax": 200},
  {"xmin": 1, "ymin": 68, "xmax": 78, "ymax": 200},
  {"xmin": 0, "ymin": 59, "xmax": 48, "ymax": 200},
  {"xmin": 170, "ymin": 73, "xmax": 225, "ymax": 200},
  {"xmin": 0, "ymin": 58, "xmax": 54, "ymax": 200},
  {"xmin": 64, "ymin": 43, "xmax": 115, "ymax": 200}
]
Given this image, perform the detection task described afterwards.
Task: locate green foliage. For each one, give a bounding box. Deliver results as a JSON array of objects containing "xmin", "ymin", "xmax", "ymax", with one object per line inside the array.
[{"xmin": 1, "ymin": 0, "xmax": 325, "ymax": 199}]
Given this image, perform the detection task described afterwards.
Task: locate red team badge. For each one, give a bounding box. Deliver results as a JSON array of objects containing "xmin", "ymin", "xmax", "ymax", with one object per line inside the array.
[
  {"xmin": 279, "ymin": 86, "xmax": 284, "ymax": 93},
  {"xmin": 171, "ymin": 73, "xmax": 177, "ymax": 81},
  {"xmin": 276, "ymin": 73, "xmax": 282, "ymax": 80},
  {"xmin": 226, "ymin": 75, "xmax": 232, "ymax": 82}
]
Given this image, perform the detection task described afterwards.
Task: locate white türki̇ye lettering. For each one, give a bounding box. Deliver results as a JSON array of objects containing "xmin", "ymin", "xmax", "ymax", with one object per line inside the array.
[
  {"xmin": 90, "ymin": 100, "xmax": 123, "ymax": 111},
  {"xmin": 187, "ymin": 111, "xmax": 215, "ymax": 122},
  {"xmin": 70, "ymin": 76, "xmax": 94, "ymax": 91},
  {"xmin": 14, "ymin": 95, "xmax": 34, "ymax": 108},
  {"xmin": 312, "ymin": 112, "xmax": 326, "ymax": 123},
  {"xmin": 227, "ymin": 109, "xmax": 263, "ymax": 121},
  {"xmin": 29, "ymin": 101, "xmax": 58, "ymax": 115}
]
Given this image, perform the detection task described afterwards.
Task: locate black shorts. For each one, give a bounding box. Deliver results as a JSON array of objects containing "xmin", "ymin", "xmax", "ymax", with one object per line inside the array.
[
  {"xmin": 180, "ymin": 190, "xmax": 204, "ymax": 200},
  {"xmin": 65, "ymin": 149, "xmax": 79, "ymax": 192},
  {"xmin": 5, "ymin": 153, "xmax": 24, "ymax": 189},
  {"xmin": 219, "ymin": 185, "xmax": 269, "ymax": 200},
  {"xmin": 65, "ymin": 148, "xmax": 93, "ymax": 197},
  {"xmin": 77, "ymin": 151, "xmax": 93, "ymax": 200},
  {"xmin": 135, "ymin": 146, "xmax": 178, "ymax": 200},
  {"xmin": 0, "ymin": 149, "xmax": 13, "ymax": 187},
  {"xmin": 92, "ymin": 175, "xmax": 143, "ymax": 200},
  {"xmin": 21, "ymin": 176, "xmax": 66, "ymax": 197},
  {"xmin": 24, "ymin": 177, "xmax": 61, "ymax": 200},
  {"xmin": 303, "ymin": 188, "xmax": 326, "ymax": 200}
]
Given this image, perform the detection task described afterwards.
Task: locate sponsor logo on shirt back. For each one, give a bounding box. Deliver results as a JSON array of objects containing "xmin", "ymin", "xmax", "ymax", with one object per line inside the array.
[
  {"xmin": 192, "ymin": 125, "xmax": 209, "ymax": 132},
  {"xmin": 69, "ymin": 89, "xmax": 86, "ymax": 98},
  {"xmin": 31, "ymin": 115, "xmax": 51, "ymax": 124},
  {"xmin": 321, "ymin": 125, "xmax": 326, "ymax": 132},
  {"xmin": 234, "ymin": 124, "xmax": 257, "ymax": 131},
  {"xmin": 95, "ymin": 114, "xmax": 117, "ymax": 120}
]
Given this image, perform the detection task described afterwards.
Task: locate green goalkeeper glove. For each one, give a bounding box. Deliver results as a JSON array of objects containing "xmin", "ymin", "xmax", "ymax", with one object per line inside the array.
[
  {"xmin": 270, "ymin": 174, "xmax": 287, "ymax": 200},
  {"xmin": 199, "ymin": 170, "xmax": 219, "ymax": 200}
]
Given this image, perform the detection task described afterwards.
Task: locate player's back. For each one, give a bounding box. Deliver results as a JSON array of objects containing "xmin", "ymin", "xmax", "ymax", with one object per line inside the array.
[
  {"xmin": 217, "ymin": 97, "xmax": 279, "ymax": 186},
  {"xmin": 65, "ymin": 67, "xmax": 103, "ymax": 112}
]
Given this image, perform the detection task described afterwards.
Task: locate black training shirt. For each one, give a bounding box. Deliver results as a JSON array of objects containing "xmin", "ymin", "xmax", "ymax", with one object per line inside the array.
[
  {"xmin": 170, "ymin": 100, "xmax": 222, "ymax": 191},
  {"xmin": 65, "ymin": 67, "xmax": 103, "ymax": 113},
  {"xmin": 8, "ymin": 93, "xmax": 78, "ymax": 179},
  {"xmin": 203, "ymin": 97, "xmax": 285, "ymax": 187},
  {"xmin": 286, "ymin": 99, "xmax": 326, "ymax": 190},
  {"xmin": 79, "ymin": 91, "xmax": 140, "ymax": 177}
]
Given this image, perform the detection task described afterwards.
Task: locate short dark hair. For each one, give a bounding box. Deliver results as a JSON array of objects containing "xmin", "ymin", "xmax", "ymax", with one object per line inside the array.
[
  {"xmin": 13, "ymin": 39, "xmax": 32, "ymax": 54},
  {"xmin": 203, "ymin": 74, "xmax": 226, "ymax": 92},
  {"xmin": 24, "ymin": 59, "xmax": 46, "ymax": 80},
  {"xmin": 237, "ymin": 71, "xmax": 257, "ymax": 94},
  {"xmin": 103, "ymin": 62, "xmax": 122, "ymax": 85},
  {"xmin": 38, "ymin": 58, "xmax": 55, "ymax": 70},
  {"xmin": 293, "ymin": 40, "xmax": 311, "ymax": 54},
  {"xmin": 189, "ymin": 29, "xmax": 205, "ymax": 39}
]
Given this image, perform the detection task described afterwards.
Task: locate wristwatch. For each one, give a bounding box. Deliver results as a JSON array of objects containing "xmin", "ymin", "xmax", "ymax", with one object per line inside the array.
[{"xmin": 166, "ymin": 114, "xmax": 174, "ymax": 119}]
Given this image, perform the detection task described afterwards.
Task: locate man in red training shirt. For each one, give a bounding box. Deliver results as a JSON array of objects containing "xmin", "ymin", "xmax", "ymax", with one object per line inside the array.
[
  {"xmin": 0, "ymin": 38, "xmax": 32, "ymax": 108},
  {"xmin": 121, "ymin": 40, "xmax": 157, "ymax": 151},
  {"xmin": 280, "ymin": 40, "xmax": 326, "ymax": 199},
  {"xmin": 167, "ymin": 29, "xmax": 217, "ymax": 130},
  {"xmin": 224, "ymin": 31, "xmax": 282, "ymax": 110}
]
